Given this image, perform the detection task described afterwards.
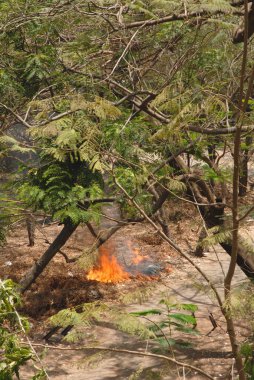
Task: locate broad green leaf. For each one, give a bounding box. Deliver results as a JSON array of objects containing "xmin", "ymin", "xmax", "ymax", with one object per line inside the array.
[{"xmin": 130, "ymin": 309, "xmax": 162, "ymax": 317}]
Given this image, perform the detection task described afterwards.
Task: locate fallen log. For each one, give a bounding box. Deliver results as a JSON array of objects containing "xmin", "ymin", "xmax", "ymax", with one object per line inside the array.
[{"xmin": 221, "ymin": 226, "xmax": 254, "ymax": 279}]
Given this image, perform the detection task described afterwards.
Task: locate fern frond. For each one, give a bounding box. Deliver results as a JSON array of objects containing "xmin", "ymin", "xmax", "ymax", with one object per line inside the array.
[
  {"xmin": 201, "ymin": 226, "xmax": 232, "ymax": 248},
  {"xmin": 119, "ymin": 287, "xmax": 153, "ymax": 304},
  {"xmin": 93, "ymin": 97, "xmax": 121, "ymax": 120},
  {"xmin": 167, "ymin": 178, "xmax": 186, "ymax": 193},
  {"xmin": 151, "ymin": 85, "xmax": 173, "ymax": 108},
  {"xmin": 152, "ymin": 101, "xmax": 194, "ymax": 141},
  {"xmin": 70, "ymin": 95, "xmax": 121, "ymax": 120},
  {"xmin": 110, "ymin": 311, "xmax": 155, "ymax": 339},
  {"xmin": 29, "ymin": 124, "xmax": 60, "ymax": 138}
]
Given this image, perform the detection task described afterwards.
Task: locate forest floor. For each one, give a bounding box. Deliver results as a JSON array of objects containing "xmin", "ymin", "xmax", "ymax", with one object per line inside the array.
[{"xmin": 0, "ymin": 199, "xmax": 252, "ymax": 380}]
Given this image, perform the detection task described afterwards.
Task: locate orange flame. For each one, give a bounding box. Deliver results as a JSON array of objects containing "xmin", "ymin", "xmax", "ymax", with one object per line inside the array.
[
  {"xmin": 132, "ymin": 247, "xmax": 148, "ymax": 265},
  {"xmin": 87, "ymin": 246, "xmax": 129, "ymax": 283}
]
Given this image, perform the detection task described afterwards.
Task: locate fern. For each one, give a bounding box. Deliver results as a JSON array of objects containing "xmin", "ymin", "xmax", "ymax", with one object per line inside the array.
[
  {"xmin": 17, "ymin": 158, "xmax": 103, "ymax": 223},
  {"xmin": 70, "ymin": 95, "xmax": 121, "ymax": 120},
  {"xmin": 201, "ymin": 226, "xmax": 232, "ymax": 248},
  {"xmin": 151, "ymin": 85, "xmax": 175, "ymax": 108},
  {"xmin": 126, "ymin": 0, "xmax": 157, "ymax": 18},
  {"xmin": 166, "ymin": 178, "xmax": 186, "ymax": 193},
  {"xmin": 152, "ymin": 101, "xmax": 194, "ymax": 141},
  {"xmin": 50, "ymin": 301, "xmax": 155, "ymax": 342},
  {"xmin": 93, "ymin": 97, "xmax": 122, "ymax": 120},
  {"xmin": 111, "ymin": 312, "xmax": 155, "ymax": 339},
  {"xmin": 150, "ymin": 0, "xmax": 180, "ymax": 13}
]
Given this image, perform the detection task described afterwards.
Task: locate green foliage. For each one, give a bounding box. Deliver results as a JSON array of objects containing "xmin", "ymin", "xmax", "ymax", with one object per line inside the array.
[
  {"xmin": 130, "ymin": 299, "xmax": 199, "ymax": 349},
  {"xmin": 0, "ymin": 192, "xmax": 27, "ymax": 245},
  {"xmin": 119, "ymin": 286, "xmax": 154, "ymax": 304},
  {"xmin": 17, "ymin": 161, "xmax": 104, "ymax": 223},
  {"xmin": 0, "ymin": 3, "xmax": 250, "ymax": 378},
  {"xmin": 24, "ymin": 53, "xmax": 52, "ymax": 81},
  {"xmin": 189, "ymin": 0, "xmax": 235, "ymax": 13},
  {"xmin": 202, "ymin": 165, "xmax": 232, "ymax": 184},
  {"xmin": 228, "ymin": 283, "xmax": 254, "ymax": 378},
  {"xmin": 230, "ymin": 283, "xmax": 254, "ymax": 324},
  {"xmin": 241, "ymin": 341, "xmax": 254, "ymax": 379},
  {"xmin": 12, "ymin": 94, "xmax": 119, "ymax": 224},
  {"xmin": 201, "ymin": 226, "xmax": 232, "ymax": 248},
  {"xmin": 49, "ymin": 297, "xmax": 198, "ymax": 352},
  {"xmin": 0, "ymin": 279, "xmax": 46, "ymax": 380},
  {"xmin": 0, "ymin": 135, "xmax": 34, "ymax": 155},
  {"xmin": 50, "ymin": 301, "xmax": 154, "ymax": 343}
]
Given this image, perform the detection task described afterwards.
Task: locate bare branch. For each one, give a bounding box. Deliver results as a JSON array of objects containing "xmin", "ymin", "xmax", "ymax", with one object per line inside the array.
[
  {"xmin": 124, "ymin": 10, "xmax": 243, "ymax": 30},
  {"xmin": 26, "ymin": 343, "xmax": 214, "ymax": 380}
]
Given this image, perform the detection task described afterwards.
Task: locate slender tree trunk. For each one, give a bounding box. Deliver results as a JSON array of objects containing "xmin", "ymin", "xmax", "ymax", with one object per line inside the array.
[
  {"xmin": 19, "ymin": 220, "xmax": 78, "ymax": 293},
  {"xmin": 222, "ymin": 2, "xmax": 250, "ymax": 376},
  {"xmin": 26, "ymin": 215, "xmax": 35, "ymax": 247},
  {"xmin": 207, "ymin": 143, "xmax": 217, "ymax": 163},
  {"xmin": 194, "ymin": 227, "xmax": 206, "ymax": 257},
  {"xmin": 239, "ymin": 136, "xmax": 252, "ymax": 196},
  {"xmin": 149, "ymin": 183, "xmax": 171, "ymax": 238}
]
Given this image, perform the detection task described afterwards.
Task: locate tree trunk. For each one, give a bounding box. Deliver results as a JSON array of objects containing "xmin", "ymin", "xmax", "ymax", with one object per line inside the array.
[
  {"xmin": 239, "ymin": 136, "xmax": 252, "ymax": 196},
  {"xmin": 200, "ymin": 203, "xmax": 254, "ymax": 279},
  {"xmin": 149, "ymin": 184, "xmax": 171, "ymax": 238},
  {"xmin": 26, "ymin": 215, "xmax": 35, "ymax": 247},
  {"xmin": 221, "ymin": 242, "xmax": 254, "ymax": 279},
  {"xmin": 194, "ymin": 227, "xmax": 206, "ymax": 257},
  {"xmin": 19, "ymin": 220, "xmax": 78, "ymax": 293},
  {"xmin": 224, "ymin": 227, "xmax": 254, "ymax": 279}
]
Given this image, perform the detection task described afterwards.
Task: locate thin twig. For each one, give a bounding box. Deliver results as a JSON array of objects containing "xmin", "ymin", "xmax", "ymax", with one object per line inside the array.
[{"xmin": 26, "ymin": 343, "xmax": 214, "ymax": 380}]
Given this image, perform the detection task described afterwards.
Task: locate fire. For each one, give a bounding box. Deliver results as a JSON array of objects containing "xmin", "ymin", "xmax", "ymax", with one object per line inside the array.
[
  {"xmin": 87, "ymin": 246, "xmax": 129, "ymax": 283},
  {"xmin": 132, "ymin": 247, "xmax": 148, "ymax": 265}
]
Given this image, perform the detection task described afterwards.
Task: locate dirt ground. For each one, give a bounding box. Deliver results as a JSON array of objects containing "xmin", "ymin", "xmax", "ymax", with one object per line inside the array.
[{"xmin": 0, "ymin": 200, "xmax": 252, "ymax": 380}]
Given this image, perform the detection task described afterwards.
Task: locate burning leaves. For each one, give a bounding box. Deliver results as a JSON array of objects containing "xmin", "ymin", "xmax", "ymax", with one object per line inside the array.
[
  {"xmin": 87, "ymin": 240, "xmax": 161, "ymax": 283},
  {"xmin": 87, "ymin": 246, "xmax": 129, "ymax": 283},
  {"xmin": 131, "ymin": 247, "xmax": 148, "ymax": 265}
]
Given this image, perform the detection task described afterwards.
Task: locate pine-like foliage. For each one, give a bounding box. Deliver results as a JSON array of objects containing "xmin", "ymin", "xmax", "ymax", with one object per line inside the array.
[
  {"xmin": 201, "ymin": 226, "xmax": 232, "ymax": 248},
  {"xmin": 50, "ymin": 301, "xmax": 154, "ymax": 343},
  {"xmin": 13, "ymin": 94, "xmax": 123, "ymax": 224}
]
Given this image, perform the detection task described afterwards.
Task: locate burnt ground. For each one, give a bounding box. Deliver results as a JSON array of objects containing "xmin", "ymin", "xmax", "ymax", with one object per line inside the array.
[{"xmin": 0, "ymin": 200, "xmax": 252, "ymax": 380}]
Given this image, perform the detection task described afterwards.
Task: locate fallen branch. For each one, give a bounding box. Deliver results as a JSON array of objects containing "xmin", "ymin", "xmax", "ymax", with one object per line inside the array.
[
  {"xmin": 27, "ymin": 343, "xmax": 215, "ymax": 380},
  {"xmin": 124, "ymin": 9, "xmax": 243, "ymax": 29}
]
